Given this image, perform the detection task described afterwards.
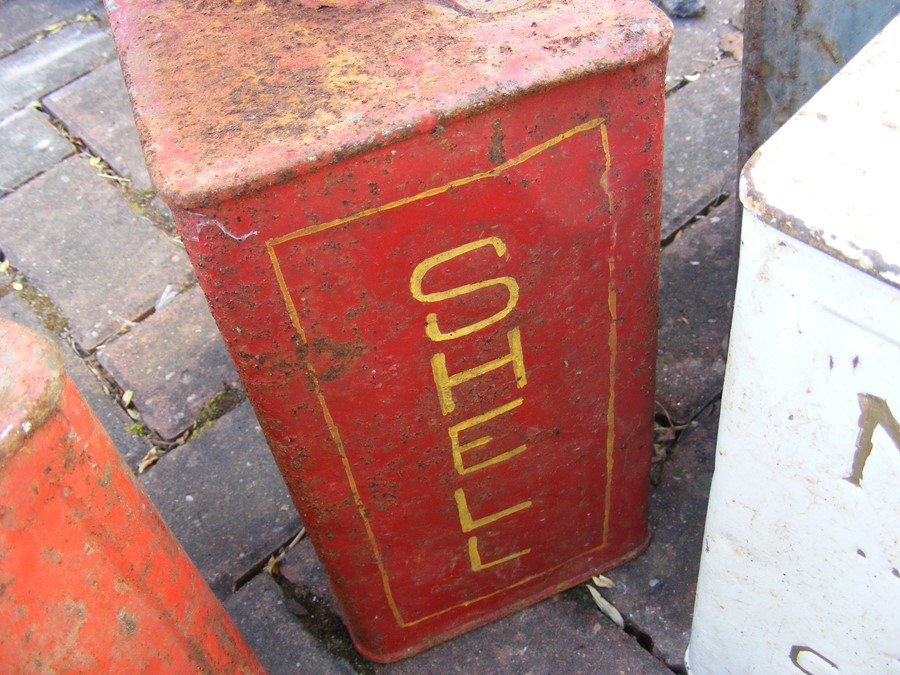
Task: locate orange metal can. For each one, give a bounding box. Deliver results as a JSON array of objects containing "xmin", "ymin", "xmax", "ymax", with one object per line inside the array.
[{"xmin": 0, "ymin": 318, "xmax": 264, "ymax": 673}]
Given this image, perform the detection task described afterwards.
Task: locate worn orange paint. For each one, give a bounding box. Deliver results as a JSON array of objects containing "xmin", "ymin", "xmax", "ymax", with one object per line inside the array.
[
  {"xmin": 107, "ymin": 0, "xmax": 672, "ymax": 661},
  {"xmin": 0, "ymin": 319, "xmax": 264, "ymax": 673}
]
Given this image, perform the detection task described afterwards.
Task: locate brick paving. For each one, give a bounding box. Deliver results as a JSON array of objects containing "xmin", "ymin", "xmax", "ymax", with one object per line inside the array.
[
  {"xmin": 0, "ymin": 156, "xmax": 193, "ymax": 352},
  {"xmin": 0, "ymin": 0, "xmax": 745, "ymax": 672},
  {"xmin": 43, "ymin": 59, "xmax": 152, "ymax": 190},
  {"xmin": 0, "ymin": 106, "xmax": 74, "ymax": 192},
  {"xmin": 96, "ymin": 286, "xmax": 240, "ymax": 440}
]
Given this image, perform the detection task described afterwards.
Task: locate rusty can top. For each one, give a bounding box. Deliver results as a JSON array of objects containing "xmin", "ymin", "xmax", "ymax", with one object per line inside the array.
[
  {"xmin": 0, "ymin": 319, "xmax": 65, "ymax": 460},
  {"xmin": 106, "ymin": 0, "xmax": 671, "ymax": 209},
  {"xmin": 740, "ymin": 14, "xmax": 900, "ymax": 290}
]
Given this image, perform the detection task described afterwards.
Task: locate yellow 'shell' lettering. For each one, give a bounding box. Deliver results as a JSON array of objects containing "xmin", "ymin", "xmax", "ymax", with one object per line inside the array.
[
  {"xmin": 467, "ymin": 536, "xmax": 531, "ymax": 571},
  {"xmin": 409, "ymin": 236, "xmax": 533, "ymax": 573},
  {"xmin": 454, "ymin": 488, "xmax": 531, "ymax": 533},
  {"xmin": 449, "ymin": 398, "xmax": 526, "ymax": 474},
  {"xmin": 431, "ymin": 327, "xmax": 527, "ymax": 415},
  {"xmin": 410, "ymin": 237, "xmax": 520, "ymax": 342}
]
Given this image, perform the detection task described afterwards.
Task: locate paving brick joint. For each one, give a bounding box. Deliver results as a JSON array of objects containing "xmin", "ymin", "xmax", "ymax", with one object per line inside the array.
[{"xmin": 0, "ymin": 0, "xmax": 745, "ymax": 671}]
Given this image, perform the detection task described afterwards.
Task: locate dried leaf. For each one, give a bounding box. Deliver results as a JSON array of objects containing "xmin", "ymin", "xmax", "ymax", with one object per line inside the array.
[
  {"xmin": 88, "ymin": 156, "xmax": 103, "ymax": 168},
  {"xmin": 155, "ymin": 284, "xmax": 179, "ymax": 312},
  {"xmin": 591, "ymin": 574, "xmax": 615, "ymax": 589},
  {"xmin": 138, "ymin": 447, "xmax": 165, "ymax": 474},
  {"xmin": 265, "ymin": 528, "xmax": 306, "ymax": 577},
  {"xmin": 654, "ymin": 425, "xmax": 677, "ymax": 445},
  {"xmin": 587, "ymin": 584, "xmax": 625, "ymax": 629},
  {"xmin": 683, "ymin": 73, "xmax": 701, "ymax": 83},
  {"xmin": 121, "ymin": 390, "xmax": 134, "ymax": 407},
  {"xmin": 719, "ymin": 28, "xmax": 744, "ymax": 62},
  {"xmin": 126, "ymin": 407, "xmax": 140, "ymax": 420}
]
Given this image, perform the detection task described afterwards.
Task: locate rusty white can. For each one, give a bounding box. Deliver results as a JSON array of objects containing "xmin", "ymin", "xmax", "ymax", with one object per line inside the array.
[{"xmin": 686, "ymin": 16, "xmax": 900, "ymax": 675}]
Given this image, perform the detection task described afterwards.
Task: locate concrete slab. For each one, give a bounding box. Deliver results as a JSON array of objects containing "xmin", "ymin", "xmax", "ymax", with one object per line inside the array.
[
  {"xmin": 224, "ymin": 573, "xmax": 356, "ymax": 675},
  {"xmin": 0, "ymin": 21, "xmax": 114, "ymax": 115},
  {"xmin": 96, "ymin": 286, "xmax": 240, "ymax": 440},
  {"xmin": 656, "ymin": 200, "xmax": 737, "ymax": 423},
  {"xmin": 0, "ymin": 106, "xmax": 73, "ymax": 194},
  {"xmin": 604, "ymin": 403, "xmax": 719, "ymax": 671},
  {"xmin": 44, "ymin": 59, "xmax": 151, "ymax": 190},
  {"xmin": 0, "ymin": 156, "xmax": 192, "ymax": 352},
  {"xmin": 139, "ymin": 401, "xmax": 301, "ymax": 599},
  {"xmin": 0, "ymin": 0, "xmax": 103, "ymax": 58},
  {"xmin": 666, "ymin": 0, "xmax": 745, "ymax": 81},
  {"xmin": 662, "ymin": 61, "xmax": 741, "ymax": 239}
]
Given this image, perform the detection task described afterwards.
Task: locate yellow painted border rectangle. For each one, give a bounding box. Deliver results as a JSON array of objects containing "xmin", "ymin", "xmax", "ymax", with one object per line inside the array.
[{"xmin": 265, "ymin": 118, "xmax": 617, "ymax": 627}]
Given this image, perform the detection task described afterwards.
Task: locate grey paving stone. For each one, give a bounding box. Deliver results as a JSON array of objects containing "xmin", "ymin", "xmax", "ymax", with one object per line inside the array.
[
  {"xmin": 604, "ymin": 404, "xmax": 719, "ymax": 671},
  {"xmin": 0, "ymin": 0, "xmax": 103, "ymax": 58},
  {"xmin": 280, "ymin": 537, "xmax": 342, "ymax": 618},
  {"xmin": 44, "ymin": 59, "xmax": 151, "ymax": 190},
  {"xmin": 0, "ymin": 156, "xmax": 192, "ymax": 352},
  {"xmin": 665, "ymin": 0, "xmax": 744, "ymax": 81},
  {"xmin": 378, "ymin": 592, "xmax": 671, "ymax": 674},
  {"xmin": 661, "ymin": 61, "xmax": 741, "ymax": 239},
  {"xmin": 280, "ymin": 540, "xmax": 668, "ymax": 673},
  {"xmin": 656, "ymin": 200, "xmax": 737, "ymax": 423},
  {"xmin": 0, "ymin": 105, "xmax": 74, "ymax": 194},
  {"xmin": 0, "ymin": 289, "xmax": 153, "ymax": 471},
  {"xmin": 96, "ymin": 287, "xmax": 240, "ymax": 440},
  {"xmin": 0, "ymin": 21, "xmax": 114, "ymax": 115},
  {"xmin": 224, "ymin": 573, "xmax": 356, "ymax": 675},
  {"xmin": 139, "ymin": 401, "xmax": 301, "ymax": 599}
]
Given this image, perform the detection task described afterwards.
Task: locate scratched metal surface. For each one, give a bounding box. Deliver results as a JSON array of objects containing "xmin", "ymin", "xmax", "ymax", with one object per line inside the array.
[{"xmin": 106, "ymin": 0, "xmax": 671, "ymax": 209}]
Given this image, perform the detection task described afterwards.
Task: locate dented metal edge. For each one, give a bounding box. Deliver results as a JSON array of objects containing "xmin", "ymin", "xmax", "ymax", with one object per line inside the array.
[{"xmin": 739, "ymin": 155, "xmax": 900, "ymax": 292}]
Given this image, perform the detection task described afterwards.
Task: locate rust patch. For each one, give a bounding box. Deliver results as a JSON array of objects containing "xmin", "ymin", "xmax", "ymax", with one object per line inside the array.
[
  {"xmin": 108, "ymin": 0, "xmax": 671, "ymax": 208},
  {"xmin": 488, "ymin": 119, "xmax": 507, "ymax": 164},
  {"xmin": 118, "ymin": 609, "xmax": 138, "ymax": 636}
]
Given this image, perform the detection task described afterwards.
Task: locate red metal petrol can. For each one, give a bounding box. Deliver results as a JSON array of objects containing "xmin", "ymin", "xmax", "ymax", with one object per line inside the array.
[
  {"xmin": 0, "ymin": 318, "xmax": 263, "ymax": 672},
  {"xmin": 106, "ymin": 0, "xmax": 672, "ymax": 661}
]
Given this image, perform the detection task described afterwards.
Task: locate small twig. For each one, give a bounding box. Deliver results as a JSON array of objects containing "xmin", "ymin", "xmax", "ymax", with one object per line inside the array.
[{"xmin": 265, "ymin": 527, "xmax": 307, "ymax": 575}]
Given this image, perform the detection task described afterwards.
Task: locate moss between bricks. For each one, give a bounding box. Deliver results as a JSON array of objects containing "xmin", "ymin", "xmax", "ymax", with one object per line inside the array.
[
  {"xmin": 125, "ymin": 421, "xmax": 150, "ymax": 437},
  {"xmin": 16, "ymin": 280, "xmax": 70, "ymax": 338},
  {"xmin": 190, "ymin": 386, "xmax": 245, "ymax": 441},
  {"xmin": 0, "ymin": 263, "xmax": 71, "ymax": 339}
]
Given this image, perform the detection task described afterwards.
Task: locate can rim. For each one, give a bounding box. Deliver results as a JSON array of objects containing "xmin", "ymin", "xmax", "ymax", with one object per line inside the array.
[{"xmin": 0, "ymin": 319, "xmax": 66, "ymax": 462}]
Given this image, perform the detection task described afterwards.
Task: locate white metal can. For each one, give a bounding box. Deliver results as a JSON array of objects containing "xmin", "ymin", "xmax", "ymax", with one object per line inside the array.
[{"xmin": 686, "ymin": 15, "xmax": 900, "ymax": 675}]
